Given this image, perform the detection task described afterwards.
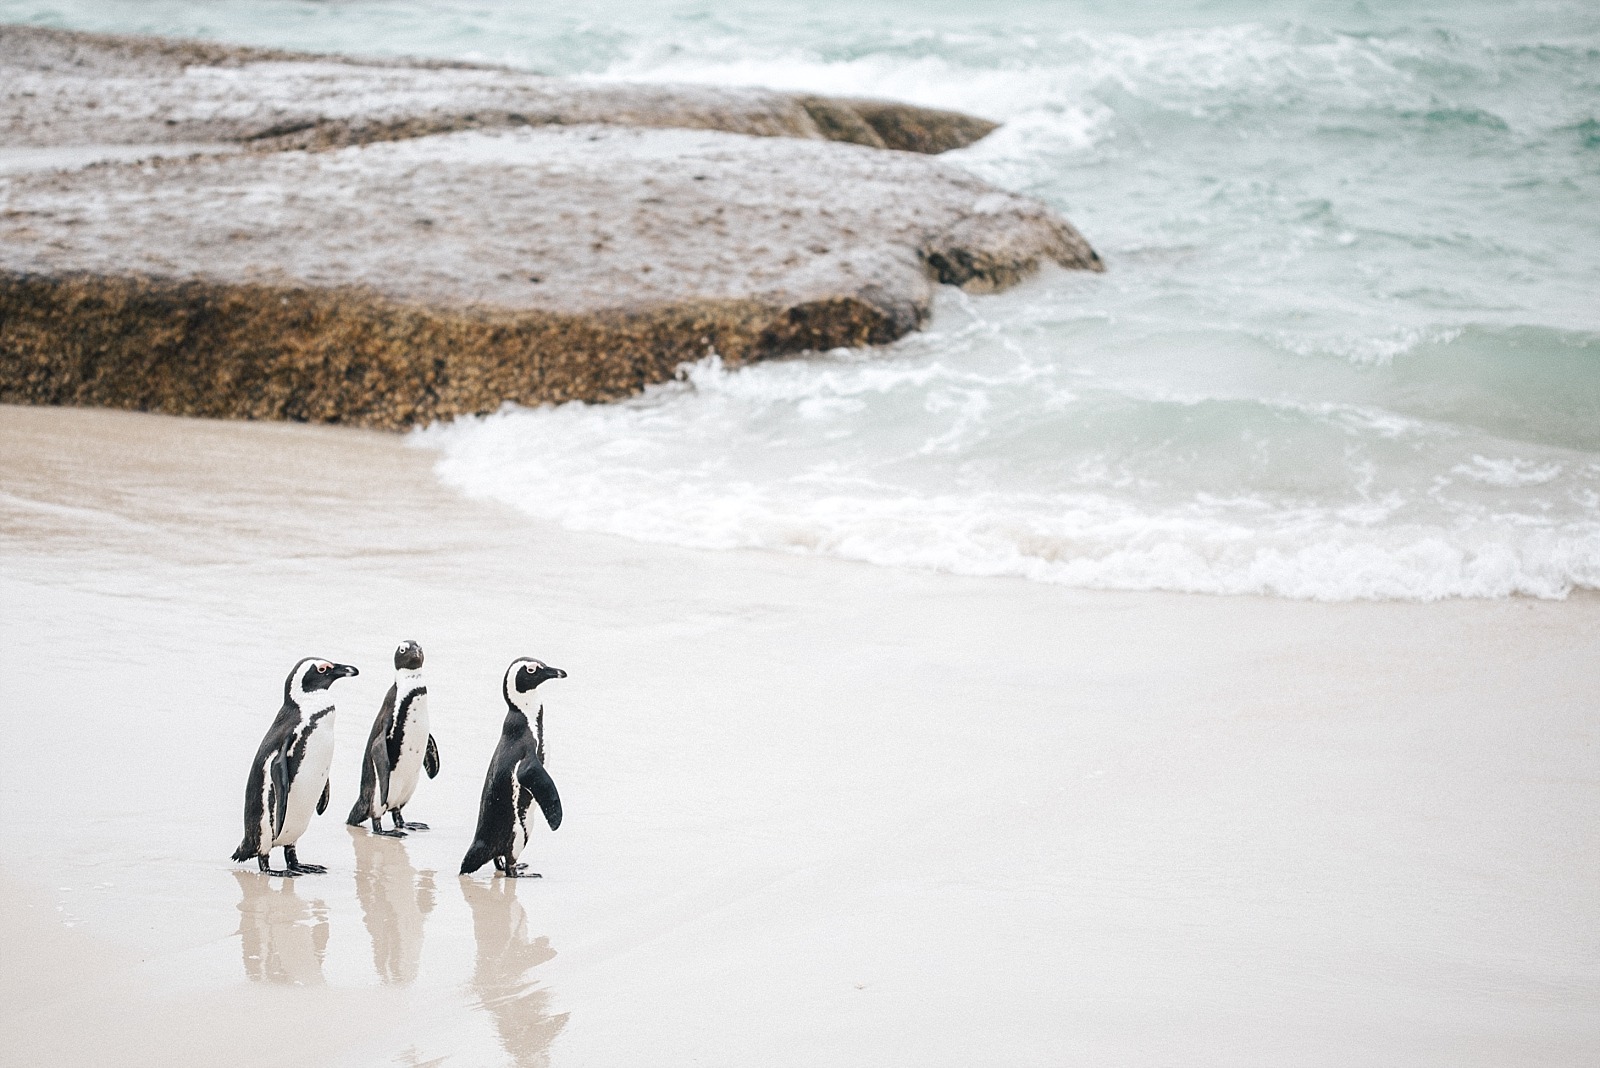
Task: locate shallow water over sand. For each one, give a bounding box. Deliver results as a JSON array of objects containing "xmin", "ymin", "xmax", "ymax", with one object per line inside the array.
[{"xmin": 2, "ymin": 405, "xmax": 1598, "ymax": 1065}]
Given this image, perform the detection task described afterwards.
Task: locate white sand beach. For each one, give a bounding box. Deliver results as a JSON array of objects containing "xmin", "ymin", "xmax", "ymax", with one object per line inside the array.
[{"xmin": 1, "ymin": 403, "xmax": 1596, "ymax": 1066}]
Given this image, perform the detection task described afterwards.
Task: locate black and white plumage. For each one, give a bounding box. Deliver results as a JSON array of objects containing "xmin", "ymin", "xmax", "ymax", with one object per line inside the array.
[
  {"xmin": 460, "ymin": 658, "xmax": 566, "ymax": 878},
  {"xmin": 232, "ymin": 657, "xmax": 359, "ymax": 877},
  {"xmin": 347, "ymin": 640, "xmax": 440, "ymax": 837}
]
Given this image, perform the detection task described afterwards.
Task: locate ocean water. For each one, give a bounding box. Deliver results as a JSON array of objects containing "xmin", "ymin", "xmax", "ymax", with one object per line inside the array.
[{"xmin": 13, "ymin": 0, "xmax": 1600, "ymax": 598}]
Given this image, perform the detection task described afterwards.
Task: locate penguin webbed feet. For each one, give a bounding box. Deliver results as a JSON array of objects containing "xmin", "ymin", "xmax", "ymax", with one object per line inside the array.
[
  {"xmin": 284, "ymin": 846, "xmax": 326, "ymax": 875},
  {"xmin": 256, "ymin": 854, "xmax": 300, "ymax": 878},
  {"xmin": 391, "ymin": 811, "xmax": 429, "ymax": 832},
  {"xmin": 371, "ymin": 817, "xmax": 407, "ymax": 838},
  {"xmin": 493, "ymin": 856, "xmax": 539, "ymax": 878}
]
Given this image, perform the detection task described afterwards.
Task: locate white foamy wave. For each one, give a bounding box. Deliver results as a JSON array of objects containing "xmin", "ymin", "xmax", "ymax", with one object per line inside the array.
[
  {"xmin": 582, "ymin": 41, "xmax": 1117, "ymax": 163},
  {"xmin": 413, "ymin": 355, "xmax": 1600, "ymax": 602},
  {"xmin": 1077, "ymin": 23, "xmax": 1420, "ymax": 108},
  {"xmin": 1270, "ymin": 327, "xmax": 1466, "ymax": 367},
  {"xmin": 588, "ymin": 48, "xmax": 1027, "ymax": 115},
  {"xmin": 573, "ymin": 20, "xmax": 1453, "ymax": 204},
  {"xmin": 584, "ymin": 21, "xmax": 1426, "ymax": 125},
  {"xmin": 1452, "ymin": 455, "xmax": 1564, "ymax": 487}
]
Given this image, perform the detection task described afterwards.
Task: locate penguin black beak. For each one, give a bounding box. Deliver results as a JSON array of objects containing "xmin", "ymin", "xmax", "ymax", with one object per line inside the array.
[
  {"xmin": 333, "ymin": 664, "xmax": 359, "ymax": 679},
  {"xmin": 544, "ymin": 666, "xmax": 567, "ymax": 680}
]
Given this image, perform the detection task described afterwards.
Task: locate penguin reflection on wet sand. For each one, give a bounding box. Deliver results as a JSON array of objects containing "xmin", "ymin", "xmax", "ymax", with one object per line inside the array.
[
  {"xmin": 462, "ymin": 877, "xmax": 569, "ymax": 1066},
  {"xmin": 232, "ymin": 870, "xmax": 329, "ymax": 985},
  {"xmin": 348, "ymin": 640, "xmax": 440, "ymax": 837},
  {"xmin": 350, "ymin": 827, "xmax": 436, "ymax": 985},
  {"xmin": 461, "ymin": 658, "xmax": 565, "ymax": 878},
  {"xmin": 233, "ymin": 657, "xmax": 359, "ymax": 876}
]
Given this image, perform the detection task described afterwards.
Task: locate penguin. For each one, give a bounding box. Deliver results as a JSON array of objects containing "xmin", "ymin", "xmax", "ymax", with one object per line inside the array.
[
  {"xmin": 233, "ymin": 657, "xmax": 359, "ymax": 876},
  {"xmin": 347, "ymin": 639, "xmax": 440, "ymax": 837},
  {"xmin": 460, "ymin": 658, "xmax": 566, "ymax": 878}
]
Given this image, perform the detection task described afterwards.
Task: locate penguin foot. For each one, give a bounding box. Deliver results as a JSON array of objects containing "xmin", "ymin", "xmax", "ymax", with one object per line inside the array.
[
  {"xmin": 256, "ymin": 855, "xmax": 300, "ymax": 878},
  {"xmin": 504, "ymin": 869, "xmax": 543, "ymax": 878},
  {"xmin": 399, "ymin": 821, "xmax": 430, "ymax": 831},
  {"xmin": 372, "ymin": 828, "xmax": 408, "ymax": 838},
  {"xmin": 282, "ymin": 846, "xmax": 325, "ymax": 874}
]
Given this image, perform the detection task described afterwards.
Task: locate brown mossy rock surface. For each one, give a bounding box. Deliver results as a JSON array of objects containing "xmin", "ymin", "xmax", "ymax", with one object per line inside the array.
[
  {"xmin": 0, "ymin": 276, "xmax": 909, "ymax": 427},
  {"xmin": 1, "ymin": 24, "xmax": 996, "ymax": 155}
]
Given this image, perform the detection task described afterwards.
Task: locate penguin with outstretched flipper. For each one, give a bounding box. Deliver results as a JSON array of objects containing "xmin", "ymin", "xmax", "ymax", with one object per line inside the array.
[
  {"xmin": 348, "ymin": 640, "xmax": 440, "ymax": 837},
  {"xmin": 461, "ymin": 658, "xmax": 565, "ymax": 878},
  {"xmin": 233, "ymin": 657, "xmax": 359, "ymax": 876}
]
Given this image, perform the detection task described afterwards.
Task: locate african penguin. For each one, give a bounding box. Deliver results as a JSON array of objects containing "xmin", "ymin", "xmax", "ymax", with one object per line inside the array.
[
  {"xmin": 347, "ymin": 640, "xmax": 440, "ymax": 837},
  {"xmin": 460, "ymin": 658, "xmax": 566, "ymax": 878},
  {"xmin": 233, "ymin": 657, "xmax": 359, "ymax": 876}
]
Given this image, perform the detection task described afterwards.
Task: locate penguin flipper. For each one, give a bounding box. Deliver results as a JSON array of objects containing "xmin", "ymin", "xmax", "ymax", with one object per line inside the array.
[
  {"xmin": 517, "ymin": 757, "xmax": 563, "ymax": 832},
  {"xmin": 268, "ymin": 749, "xmax": 291, "ymax": 841},
  {"xmin": 316, "ymin": 779, "xmax": 330, "ymax": 816},
  {"xmin": 424, "ymin": 735, "xmax": 440, "ymax": 779}
]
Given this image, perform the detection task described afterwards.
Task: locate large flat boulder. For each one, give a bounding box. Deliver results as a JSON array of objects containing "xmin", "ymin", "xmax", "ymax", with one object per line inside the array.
[{"xmin": 0, "ymin": 27, "xmax": 1102, "ymax": 429}]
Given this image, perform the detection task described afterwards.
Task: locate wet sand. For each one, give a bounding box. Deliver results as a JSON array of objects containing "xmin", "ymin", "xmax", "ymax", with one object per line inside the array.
[{"xmin": 1, "ymin": 403, "xmax": 1597, "ymax": 1066}]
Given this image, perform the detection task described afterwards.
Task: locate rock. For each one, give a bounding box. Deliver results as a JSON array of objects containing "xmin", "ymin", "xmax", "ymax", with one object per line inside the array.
[
  {"xmin": 923, "ymin": 195, "xmax": 1102, "ymax": 292},
  {"xmin": 1, "ymin": 125, "xmax": 1100, "ymax": 427},
  {"xmin": 0, "ymin": 27, "xmax": 1102, "ymax": 429},
  {"xmin": 0, "ymin": 24, "xmax": 995, "ymax": 155}
]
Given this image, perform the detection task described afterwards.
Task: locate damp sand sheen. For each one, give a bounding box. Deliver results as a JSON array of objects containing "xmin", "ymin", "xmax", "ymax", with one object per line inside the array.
[{"xmin": 1, "ymin": 404, "xmax": 1597, "ymax": 1066}]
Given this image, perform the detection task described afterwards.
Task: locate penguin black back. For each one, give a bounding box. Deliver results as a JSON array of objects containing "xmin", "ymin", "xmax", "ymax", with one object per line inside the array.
[{"xmin": 461, "ymin": 658, "xmax": 566, "ymax": 877}]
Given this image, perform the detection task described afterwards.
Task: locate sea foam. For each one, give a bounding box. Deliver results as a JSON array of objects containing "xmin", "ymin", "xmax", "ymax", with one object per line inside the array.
[{"xmin": 415, "ymin": 343, "xmax": 1600, "ymax": 602}]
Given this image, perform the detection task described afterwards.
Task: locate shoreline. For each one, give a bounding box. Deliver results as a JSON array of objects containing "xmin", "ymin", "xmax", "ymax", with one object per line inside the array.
[{"xmin": 3, "ymin": 404, "xmax": 1597, "ymax": 1065}]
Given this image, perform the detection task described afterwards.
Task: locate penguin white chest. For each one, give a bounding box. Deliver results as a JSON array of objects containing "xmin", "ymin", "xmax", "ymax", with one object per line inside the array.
[
  {"xmin": 386, "ymin": 683, "xmax": 429, "ymax": 810},
  {"xmin": 273, "ymin": 706, "xmax": 336, "ymax": 847}
]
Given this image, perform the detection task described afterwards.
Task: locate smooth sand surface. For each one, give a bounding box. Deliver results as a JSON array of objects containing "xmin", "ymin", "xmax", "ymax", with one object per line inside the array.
[{"xmin": 1, "ymin": 403, "xmax": 1596, "ymax": 1066}]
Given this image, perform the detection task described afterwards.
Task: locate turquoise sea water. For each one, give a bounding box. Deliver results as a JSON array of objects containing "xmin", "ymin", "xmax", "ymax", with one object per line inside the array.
[{"xmin": 12, "ymin": 1, "xmax": 1600, "ymax": 597}]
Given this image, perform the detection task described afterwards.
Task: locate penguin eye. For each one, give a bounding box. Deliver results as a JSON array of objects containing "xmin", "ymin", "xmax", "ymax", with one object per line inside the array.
[{"xmin": 317, "ymin": 662, "xmax": 331, "ymax": 672}]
